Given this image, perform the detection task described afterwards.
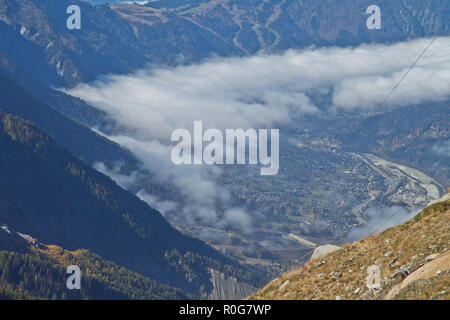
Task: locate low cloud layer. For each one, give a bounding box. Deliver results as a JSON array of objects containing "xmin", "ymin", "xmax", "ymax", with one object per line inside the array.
[
  {"xmin": 66, "ymin": 37, "xmax": 450, "ymax": 232},
  {"xmin": 347, "ymin": 206, "xmax": 421, "ymax": 241},
  {"xmin": 432, "ymin": 140, "xmax": 450, "ymax": 157},
  {"xmin": 69, "ymin": 37, "xmax": 450, "ymax": 137}
]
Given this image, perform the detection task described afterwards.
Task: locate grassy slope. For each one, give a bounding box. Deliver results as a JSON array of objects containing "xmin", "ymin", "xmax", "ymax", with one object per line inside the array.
[
  {"xmin": 0, "ymin": 111, "xmax": 261, "ymax": 297},
  {"xmin": 251, "ymin": 199, "xmax": 449, "ymax": 300}
]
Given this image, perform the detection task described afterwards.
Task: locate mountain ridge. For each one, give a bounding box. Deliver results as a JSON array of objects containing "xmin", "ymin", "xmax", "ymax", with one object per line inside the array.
[
  {"xmin": 251, "ymin": 197, "xmax": 450, "ymax": 300},
  {"xmin": 0, "ymin": 223, "xmax": 189, "ymax": 300},
  {"xmin": 0, "ymin": 110, "xmax": 263, "ymax": 298},
  {"xmin": 1, "ymin": 0, "xmax": 448, "ymax": 87}
]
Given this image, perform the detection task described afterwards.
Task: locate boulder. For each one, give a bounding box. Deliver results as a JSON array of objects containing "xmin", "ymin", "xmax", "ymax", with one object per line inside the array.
[{"xmin": 310, "ymin": 244, "xmax": 342, "ymax": 261}]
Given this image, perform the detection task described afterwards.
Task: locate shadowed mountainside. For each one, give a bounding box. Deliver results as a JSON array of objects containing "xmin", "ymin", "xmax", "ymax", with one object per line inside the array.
[
  {"xmin": 251, "ymin": 198, "xmax": 449, "ymax": 300},
  {"xmin": 0, "ymin": 110, "xmax": 263, "ymax": 298}
]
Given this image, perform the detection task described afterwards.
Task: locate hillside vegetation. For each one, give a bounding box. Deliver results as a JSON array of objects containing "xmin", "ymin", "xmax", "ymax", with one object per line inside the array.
[
  {"xmin": 0, "ymin": 232, "xmax": 189, "ymax": 300},
  {"xmin": 252, "ymin": 199, "xmax": 450, "ymax": 300},
  {"xmin": 0, "ymin": 111, "xmax": 263, "ymax": 298}
]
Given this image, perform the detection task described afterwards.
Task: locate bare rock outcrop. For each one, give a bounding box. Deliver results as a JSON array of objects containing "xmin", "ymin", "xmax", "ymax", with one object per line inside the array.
[
  {"xmin": 208, "ymin": 269, "xmax": 257, "ymax": 300},
  {"xmin": 310, "ymin": 244, "xmax": 342, "ymax": 262}
]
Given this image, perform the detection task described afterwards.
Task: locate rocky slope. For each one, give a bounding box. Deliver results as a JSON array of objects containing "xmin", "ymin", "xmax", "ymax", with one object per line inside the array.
[
  {"xmin": 0, "ymin": 0, "xmax": 448, "ymax": 87},
  {"xmin": 208, "ymin": 269, "xmax": 257, "ymax": 300},
  {"xmin": 251, "ymin": 197, "xmax": 450, "ymax": 300},
  {"xmin": 0, "ymin": 69, "xmax": 136, "ymax": 168}
]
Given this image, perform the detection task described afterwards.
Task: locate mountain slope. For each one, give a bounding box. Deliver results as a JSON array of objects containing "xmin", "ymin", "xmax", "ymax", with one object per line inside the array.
[
  {"xmin": 0, "ymin": 52, "xmax": 106, "ymax": 128},
  {"xmin": 251, "ymin": 198, "xmax": 449, "ymax": 300},
  {"xmin": 0, "ymin": 0, "xmax": 239, "ymax": 87},
  {"xmin": 148, "ymin": 0, "xmax": 449, "ymax": 52},
  {"xmin": 0, "ymin": 222, "xmax": 188, "ymax": 300},
  {"xmin": 0, "ymin": 0, "xmax": 148, "ymax": 87},
  {"xmin": 1, "ymin": 0, "xmax": 448, "ymax": 87},
  {"xmin": 338, "ymin": 102, "xmax": 450, "ymax": 186},
  {"xmin": 0, "ymin": 70, "xmax": 137, "ymax": 168},
  {"xmin": 0, "ymin": 110, "xmax": 262, "ymax": 298},
  {"xmin": 0, "ymin": 230, "xmax": 189, "ymax": 300}
]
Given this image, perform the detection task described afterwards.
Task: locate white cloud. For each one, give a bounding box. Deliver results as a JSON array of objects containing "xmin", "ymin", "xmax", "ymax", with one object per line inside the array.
[
  {"xmin": 346, "ymin": 206, "xmax": 421, "ymax": 241},
  {"xmin": 432, "ymin": 140, "xmax": 450, "ymax": 157},
  {"xmin": 65, "ymin": 37, "xmax": 450, "ymax": 232}
]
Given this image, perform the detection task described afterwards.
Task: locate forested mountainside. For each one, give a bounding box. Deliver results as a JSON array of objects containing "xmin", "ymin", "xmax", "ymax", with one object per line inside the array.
[
  {"xmin": 0, "ymin": 52, "xmax": 106, "ymax": 128},
  {"xmin": 0, "ymin": 0, "xmax": 448, "ymax": 87},
  {"xmin": 0, "ymin": 70, "xmax": 135, "ymax": 167},
  {"xmin": 0, "ymin": 228, "xmax": 188, "ymax": 300},
  {"xmin": 252, "ymin": 198, "xmax": 449, "ymax": 300},
  {"xmin": 0, "ymin": 111, "xmax": 264, "ymax": 298},
  {"xmin": 1, "ymin": 0, "xmax": 447, "ymax": 187}
]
